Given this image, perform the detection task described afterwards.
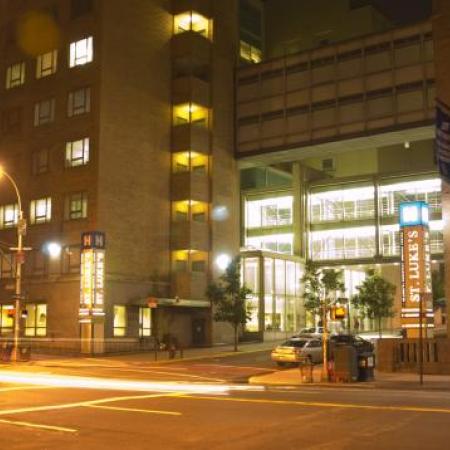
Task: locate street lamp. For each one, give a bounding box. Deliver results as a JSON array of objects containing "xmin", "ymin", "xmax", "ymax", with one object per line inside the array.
[{"xmin": 0, "ymin": 166, "xmax": 26, "ymax": 362}]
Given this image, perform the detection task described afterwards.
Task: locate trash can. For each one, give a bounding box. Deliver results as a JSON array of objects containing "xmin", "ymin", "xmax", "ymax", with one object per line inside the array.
[
  {"xmin": 1, "ymin": 342, "xmax": 13, "ymax": 362},
  {"xmin": 333, "ymin": 345, "xmax": 358, "ymax": 382},
  {"xmin": 298, "ymin": 356, "xmax": 314, "ymax": 383},
  {"xmin": 17, "ymin": 345, "xmax": 31, "ymax": 362},
  {"xmin": 358, "ymin": 352, "xmax": 375, "ymax": 381}
]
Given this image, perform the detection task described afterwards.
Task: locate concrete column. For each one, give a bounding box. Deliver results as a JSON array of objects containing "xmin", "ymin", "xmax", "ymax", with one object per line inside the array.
[
  {"xmin": 292, "ymin": 162, "xmax": 307, "ymax": 258},
  {"xmin": 80, "ymin": 320, "xmax": 104, "ymax": 354}
]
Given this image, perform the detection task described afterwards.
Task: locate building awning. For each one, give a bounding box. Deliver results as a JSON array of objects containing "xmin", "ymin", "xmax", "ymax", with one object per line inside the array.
[{"xmin": 141, "ymin": 297, "xmax": 210, "ymax": 308}]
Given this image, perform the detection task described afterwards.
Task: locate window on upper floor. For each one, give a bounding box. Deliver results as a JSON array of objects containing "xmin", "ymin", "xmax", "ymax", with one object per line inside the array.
[
  {"xmin": 0, "ymin": 204, "xmax": 18, "ymax": 229},
  {"xmin": 1, "ymin": 107, "xmax": 22, "ymax": 134},
  {"xmin": 239, "ymin": 41, "xmax": 262, "ymax": 64},
  {"xmin": 65, "ymin": 137, "xmax": 90, "ymax": 167},
  {"xmin": 69, "ymin": 36, "xmax": 93, "ymax": 67},
  {"xmin": 174, "ymin": 11, "xmax": 210, "ymax": 38},
  {"xmin": 173, "ymin": 103, "xmax": 208, "ymax": 126},
  {"xmin": 32, "ymin": 149, "xmax": 49, "ymax": 175},
  {"xmin": 245, "ymin": 196, "xmax": 293, "ymax": 229},
  {"xmin": 71, "ymin": 0, "xmax": 93, "ymax": 19},
  {"xmin": 34, "ymin": 98, "xmax": 55, "ymax": 126},
  {"xmin": 30, "ymin": 197, "xmax": 52, "ymax": 224},
  {"xmin": 172, "ymin": 151, "xmax": 208, "ymax": 173},
  {"xmin": 5, "ymin": 62, "xmax": 25, "ymax": 89},
  {"xmin": 36, "ymin": 50, "xmax": 58, "ymax": 78},
  {"xmin": 68, "ymin": 87, "xmax": 91, "ymax": 116},
  {"xmin": 63, "ymin": 245, "xmax": 81, "ymax": 274},
  {"xmin": 65, "ymin": 192, "xmax": 88, "ymax": 220}
]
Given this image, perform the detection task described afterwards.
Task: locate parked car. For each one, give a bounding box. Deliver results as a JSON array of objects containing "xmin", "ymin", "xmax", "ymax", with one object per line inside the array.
[
  {"xmin": 271, "ymin": 338, "xmax": 323, "ymax": 366},
  {"xmin": 293, "ymin": 327, "xmax": 324, "ymax": 337},
  {"xmin": 329, "ymin": 334, "xmax": 374, "ymax": 354}
]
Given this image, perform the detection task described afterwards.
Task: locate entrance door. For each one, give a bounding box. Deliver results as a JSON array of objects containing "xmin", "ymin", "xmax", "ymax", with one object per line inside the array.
[{"xmin": 192, "ymin": 318, "xmax": 206, "ymax": 347}]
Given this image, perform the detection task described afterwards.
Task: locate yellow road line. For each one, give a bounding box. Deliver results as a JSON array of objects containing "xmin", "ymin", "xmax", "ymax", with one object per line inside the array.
[
  {"xmin": 177, "ymin": 394, "xmax": 450, "ymax": 415},
  {"xmin": 85, "ymin": 405, "xmax": 182, "ymax": 416},
  {"xmin": 0, "ymin": 418, "xmax": 77, "ymax": 433},
  {"xmin": 0, "ymin": 392, "xmax": 182, "ymax": 417}
]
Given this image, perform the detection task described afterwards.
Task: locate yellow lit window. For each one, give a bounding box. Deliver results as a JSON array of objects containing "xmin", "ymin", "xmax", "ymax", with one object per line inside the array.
[
  {"xmin": 173, "ymin": 103, "xmax": 208, "ymax": 126},
  {"xmin": 0, "ymin": 304, "xmax": 14, "ymax": 334},
  {"xmin": 6, "ymin": 62, "xmax": 25, "ymax": 89},
  {"xmin": 172, "ymin": 200, "xmax": 208, "ymax": 222},
  {"xmin": 0, "ymin": 203, "xmax": 18, "ymax": 229},
  {"xmin": 139, "ymin": 307, "xmax": 152, "ymax": 337},
  {"xmin": 172, "ymin": 250, "xmax": 207, "ymax": 273},
  {"xmin": 30, "ymin": 197, "xmax": 52, "ymax": 224},
  {"xmin": 36, "ymin": 50, "xmax": 58, "ymax": 78},
  {"xmin": 24, "ymin": 303, "xmax": 47, "ymax": 337},
  {"xmin": 113, "ymin": 305, "xmax": 127, "ymax": 337},
  {"xmin": 240, "ymin": 41, "xmax": 262, "ymax": 64},
  {"xmin": 172, "ymin": 151, "xmax": 208, "ymax": 173},
  {"xmin": 174, "ymin": 11, "xmax": 210, "ymax": 38}
]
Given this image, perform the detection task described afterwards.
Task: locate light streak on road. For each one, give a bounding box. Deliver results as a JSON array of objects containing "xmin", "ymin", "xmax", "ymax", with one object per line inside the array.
[{"xmin": 0, "ymin": 371, "xmax": 263, "ymax": 395}]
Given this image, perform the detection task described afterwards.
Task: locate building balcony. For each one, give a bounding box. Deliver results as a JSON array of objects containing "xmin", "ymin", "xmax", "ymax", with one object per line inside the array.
[
  {"xmin": 170, "ymin": 271, "xmax": 208, "ymax": 299},
  {"xmin": 171, "ymin": 171, "xmax": 209, "ymax": 202},
  {"xmin": 171, "ymin": 0, "xmax": 211, "ymax": 17},
  {"xmin": 171, "ymin": 123, "xmax": 210, "ymax": 153},
  {"xmin": 172, "ymin": 31, "xmax": 211, "ymax": 71},
  {"xmin": 171, "ymin": 220, "xmax": 209, "ymax": 251},
  {"xmin": 172, "ymin": 76, "xmax": 211, "ymax": 107}
]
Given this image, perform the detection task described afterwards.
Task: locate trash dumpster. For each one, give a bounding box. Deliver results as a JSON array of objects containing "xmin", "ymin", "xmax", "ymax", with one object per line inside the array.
[
  {"xmin": 358, "ymin": 352, "xmax": 375, "ymax": 381},
  {"xmin": 298, "ymin": 356, "xmax": 314, "ymax": 383}
]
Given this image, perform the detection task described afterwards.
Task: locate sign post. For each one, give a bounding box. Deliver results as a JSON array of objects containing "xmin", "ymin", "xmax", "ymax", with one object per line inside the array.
[{"xmin": 79, "ymin": 231, "xmax": 106, "ymax": 354}]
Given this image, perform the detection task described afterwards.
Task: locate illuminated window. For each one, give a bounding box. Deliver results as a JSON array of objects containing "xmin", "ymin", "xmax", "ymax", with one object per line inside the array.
[
  {"xmin": 32, "ymin": 149, "xmax": 49, "ymax": 175},
  {"xmin": 172, "ymin": 250, "xmax": 207, "ymax": 273},
  {"xmin": 240, "ymin": 41, "xmax": 262, "ymax": 63},
  {"xmin": 246, "ymin": 234, "xmax": 293, "ymax": 254},
  {"xmin": 113, "ymin": 305, "xmax": 127, "ymax": 337},
  {"xmin": 69, "ymin": 36, "xmax": 93, "ymax": 67},
  {"xmin": 174, "ymin": 12, "xmax": 210, "ymax": 38},
  {"xmin": 66, "ymin": 138, "xmax": 90, "ymax": 167},
  {"xmin": 310, "ymin": 226, "xmax": 376, "ymax": 261},
  {"xmin": 379, "ymin": 178, "xmax": 442, "ymax": 217},
  {"xmin": 36, "ymin": 50, "xmax": 58, "ymax": 78},
  {"xmin": 245, "ymin": 196, "xmax": 293, "ymax": 229},
  {"xmin": 172, "ymin": 151, "xmax": 208, "ymax": 173},
  {"xmin": 139, "ymin": 307, "xmax": 152, "ymax": 337},
  {"xmin": 5, "ymin": 62, "xmax": 25, "ymax": 89},
  {"xmin": 68, "ymin": 87, "xmax": 91, "ymax": 116},
  {"xmin": 310, "ymin": 186, "xmax": 375, "ymax": 223},
  {"xmin": 34, "ymin": 98, "xmax": 55, "ymax": 126},
  {"xmin": 65, "ymin": 192, "xmax": 88, "ymax": 220},
  {"xmin": 0, "ymin": 204, "xmax": 18, "ymax": 229},
  {"xmin": 24, "ymin": 304, "xmax": 47, "ymax": 337},
  {"xmin": 173, "ymin": 103, "xmax": 208, "ymax": 126},
  {"xmin": 172, "ymin": 200, "xmax": 207, "ymax": 222},
  {"xmin": 0, "ymin": 304, "xmax": 14, "ymax": 335},
  {"xmin": 30, "ymin": 197, "xmax": 52, "ymax": 224}
]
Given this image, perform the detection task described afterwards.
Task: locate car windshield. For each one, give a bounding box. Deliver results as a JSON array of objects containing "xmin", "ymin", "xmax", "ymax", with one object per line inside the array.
[{"xmin": 282, "ymin": 340, "xmax": 308, "ymax": 348}]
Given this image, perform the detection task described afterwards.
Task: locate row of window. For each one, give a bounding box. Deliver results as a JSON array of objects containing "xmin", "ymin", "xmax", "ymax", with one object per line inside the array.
[
  {"xmin": 31, "ymin": 137, "xmax": 90, "ymax": 175},
  {"xmin": 5, "ymin": 37, "xmax": 93, "ymax": 90},
  {"xmin": 0, "ymin": 303, "xmax": 152, "ymax": 339},
  {"xmin": 0, "ymin": 193, "xmax": 88, "ymax": 228}
]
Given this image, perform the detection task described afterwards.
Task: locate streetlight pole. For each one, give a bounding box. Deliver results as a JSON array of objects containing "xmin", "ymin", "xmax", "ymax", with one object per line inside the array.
[{"xmin": 0, "ymin": 168, "xmax": 26, "ymax": 362}]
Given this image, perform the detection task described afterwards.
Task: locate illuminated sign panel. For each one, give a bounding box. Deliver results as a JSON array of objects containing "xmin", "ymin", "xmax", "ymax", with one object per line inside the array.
[
  {"xmin": 80, "ymin": 232, "xmax": 105, "ymax": 322},
  {"xmin": 399, "ymin": 203, "xmax": 433, "ymax": 336}
]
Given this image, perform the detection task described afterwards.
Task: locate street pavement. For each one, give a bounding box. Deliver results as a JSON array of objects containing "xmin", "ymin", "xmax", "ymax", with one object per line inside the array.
[{"xmin": 1, "ymin": 344, "xmax": 450, "ymax": 449}]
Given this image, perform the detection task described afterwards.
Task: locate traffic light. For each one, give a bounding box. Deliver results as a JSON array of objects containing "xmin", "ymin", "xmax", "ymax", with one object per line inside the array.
[{"xmin": 331, "ymin": 306, "xmax": 346, "ymax": 320}]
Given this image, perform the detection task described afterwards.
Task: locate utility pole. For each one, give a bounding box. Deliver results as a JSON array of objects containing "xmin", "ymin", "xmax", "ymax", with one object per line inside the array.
[
  {"xmin": 321, "ymin": 299, "xmax": 328, "ymax": 381},
  {"xmin": 418, "ymin": 292, "xmax": 424, "ymax": 386}
]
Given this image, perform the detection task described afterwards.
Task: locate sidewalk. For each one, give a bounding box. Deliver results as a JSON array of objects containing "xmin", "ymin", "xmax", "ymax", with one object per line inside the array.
[
  {"xmin": 18, "ymin": 340, "xmax": 279, "ymax": 369},
  {"xmin": 249, "ymin": 366, "xmax": 450, "ymax": 391}
]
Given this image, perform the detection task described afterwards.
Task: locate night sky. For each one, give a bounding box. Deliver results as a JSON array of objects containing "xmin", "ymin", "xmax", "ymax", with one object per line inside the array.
[{"xmin": 371, "ymin": 0, "xmax": 432, "ymax": 24}]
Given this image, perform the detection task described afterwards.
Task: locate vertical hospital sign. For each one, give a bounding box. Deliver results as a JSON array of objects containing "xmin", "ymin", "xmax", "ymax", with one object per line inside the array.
[
  {"xmin": 399, "ymin": 202, "xmax": 434, "ymax": 337},
  {"xmin": 79, "ymin": 231, "xmax": 106, "ymax": 323}
]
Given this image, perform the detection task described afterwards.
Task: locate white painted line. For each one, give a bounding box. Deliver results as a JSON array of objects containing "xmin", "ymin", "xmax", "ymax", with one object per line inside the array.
[
  {"xmin": 0, "ymin": 386, "xmax": 54, "ymax": 393},
  {"xmin": 0, "ymin": 418, "xmax": 77, "ymax": 433},
  {"xmin": 85, "ymin": 405, "xmax": 182, "ymax": 416}
]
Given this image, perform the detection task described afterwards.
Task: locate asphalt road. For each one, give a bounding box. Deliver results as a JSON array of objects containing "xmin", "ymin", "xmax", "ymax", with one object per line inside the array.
[{"xmin": 1, "ymin": 351, "xmax": 450, "ymax": 449}]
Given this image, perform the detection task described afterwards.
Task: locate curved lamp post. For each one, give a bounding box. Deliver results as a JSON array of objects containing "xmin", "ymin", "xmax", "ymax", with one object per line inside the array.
[{"xmin": 0, "ymin": 167, "xmax": 26, "ymax": 362}]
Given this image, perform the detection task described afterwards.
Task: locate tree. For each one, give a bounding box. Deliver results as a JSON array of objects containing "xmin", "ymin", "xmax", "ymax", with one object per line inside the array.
[
  {"xmin": 352, "ymin": 270, "xmax": 395, "ymax": 338},
  {"xmin": 301, "ymin": 260, "xmax": 322, "ymax": 321},
  {"xmin": 206, "ymin": 256, "xmax": 252, "ymax": 351}
]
